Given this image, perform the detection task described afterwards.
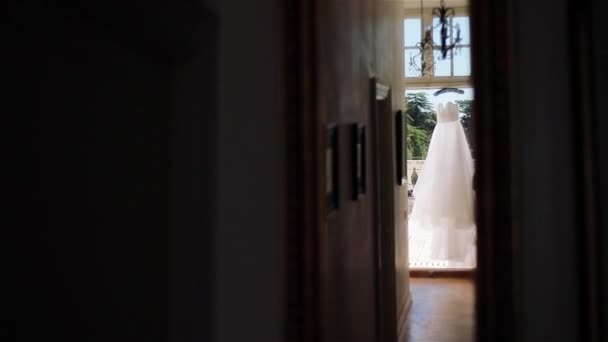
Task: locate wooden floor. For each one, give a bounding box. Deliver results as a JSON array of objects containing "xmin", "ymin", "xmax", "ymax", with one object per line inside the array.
[{"xmin": 400, "ymin": 277, "xmax": 475, "ymax": 342}]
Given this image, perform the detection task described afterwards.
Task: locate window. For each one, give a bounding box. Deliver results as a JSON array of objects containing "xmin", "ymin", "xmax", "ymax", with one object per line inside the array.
[
  {"xmin": 404, "ymin": 17, "xmax": 423, "ymax": 77},
  {"xmin": 404, "ymin": 12, "xmax": 471, "ymax": 79}
]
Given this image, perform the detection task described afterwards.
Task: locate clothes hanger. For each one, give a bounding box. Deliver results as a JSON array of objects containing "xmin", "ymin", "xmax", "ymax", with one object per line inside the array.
[{"xmin": 433, "ymin": 87, "xmax": 464, "ymax": 96}]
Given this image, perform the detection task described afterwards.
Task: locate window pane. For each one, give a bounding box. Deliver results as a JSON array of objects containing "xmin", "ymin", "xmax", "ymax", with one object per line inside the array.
[
  {"xmin": 434, "ymin": 53, "xmax": 451, "ymax": 76},
  {"xmin": 405, "ymin": 48, "xmax": 422, "ymax": 77},
  {"xmin": 453, "ymin": 47, "xmax": 471, "ymax": 76},
  {"xmin": 404, "ymin": 18, "xmax": 422, "ymax": 47},
  {"xmin": 432, "ymin": 17, "xmax": 441, "ymax": 44},
  {"xmin": 452, "ymin": 17, "xmax": 470, "ymax": 45}
]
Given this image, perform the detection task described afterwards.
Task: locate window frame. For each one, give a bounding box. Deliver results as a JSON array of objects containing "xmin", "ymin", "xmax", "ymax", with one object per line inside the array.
[{"xmin": 403, "ymin": 6, "xmax": 471, "ymax": 89}]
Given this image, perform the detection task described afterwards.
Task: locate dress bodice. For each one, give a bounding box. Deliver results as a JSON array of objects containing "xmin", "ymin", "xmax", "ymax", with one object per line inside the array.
[{"xmin": 437, "ymin": 102, "xmax": 459, "ymax": 123}]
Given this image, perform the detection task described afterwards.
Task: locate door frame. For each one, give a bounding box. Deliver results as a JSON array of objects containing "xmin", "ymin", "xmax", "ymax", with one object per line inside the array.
[
  {"xmin": 370, "ymin": 80, "xmax": 398, "ymax": 342},
  {"xmin": 280, "ymin": 0, "xmax": 522, "ymax": 341},
  {"xmin": 280, "ymin": 0, "xmax": 325, "ymax": 340},
  {"xmin": 470, "ymin": 0, "xmax": 518, "ymax": 340}
]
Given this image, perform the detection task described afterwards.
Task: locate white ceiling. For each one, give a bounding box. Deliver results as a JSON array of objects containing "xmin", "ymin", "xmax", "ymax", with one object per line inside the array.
[{"xmin": 402, "ymin": 0, "xmax": 468, "ymax": 9}]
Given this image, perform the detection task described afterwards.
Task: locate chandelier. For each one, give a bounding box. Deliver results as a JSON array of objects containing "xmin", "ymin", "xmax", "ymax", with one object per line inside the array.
[{"xmin": 408, "ymin": 0, "xmax": 463, "ymax": 77}]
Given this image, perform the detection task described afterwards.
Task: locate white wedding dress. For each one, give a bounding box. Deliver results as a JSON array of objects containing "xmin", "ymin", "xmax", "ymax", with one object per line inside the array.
[{"xmin": 408, "ymin": 101, "xmax": 476, "ymax": 267}]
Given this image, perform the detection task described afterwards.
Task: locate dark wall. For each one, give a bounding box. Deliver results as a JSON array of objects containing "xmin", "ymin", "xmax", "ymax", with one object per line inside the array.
[
  {"xmin": 171, "ymin": 30, "xmax": 217, "ymax": 342},
  {"xmin": 509, "ymin": 0, "xmax": 608, "ymax": 340},
  {"xmin": 316, "ymin": 1, "xmax": 404, "ymax": 341},
  {"xmin": 9, "ymin": 2, "xmax": 216, "ymax": 341},
  {"xmin": 213, "ymin": 0, "xmax": 283, "ymax": 341},
  {"xmin": 512, "ymin": 0, "xmax": 581, "ymax": 340},
  {"xmin": 317, "ymin": 0, "xmax": 377, "ymax": 340},
  {"xmin": 375, "ymin": 4, "xmax": 410, "ymax": 336},
  {"xmin": 591, "ymin": 0, "xmax": 608, "ymax": 339}
]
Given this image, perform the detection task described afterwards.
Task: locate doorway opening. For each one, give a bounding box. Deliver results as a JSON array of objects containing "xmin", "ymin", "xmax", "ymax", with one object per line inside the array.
[
  {"xmin": 402, "ymin": 2, "xmax": 476, "ymax": 272},
  {"xmin": 401, "ymin": 1, "xmax": 477, "ymax": 341},
  {"xmin": 281, "ymin": 0, "xmax": 516, "ymax": 340}
]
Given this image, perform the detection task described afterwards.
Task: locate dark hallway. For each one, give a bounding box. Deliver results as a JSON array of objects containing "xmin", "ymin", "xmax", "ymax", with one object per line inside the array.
[{"xmin": 8, "ymin": 0, "xmax": 608, "ymax": 342}]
